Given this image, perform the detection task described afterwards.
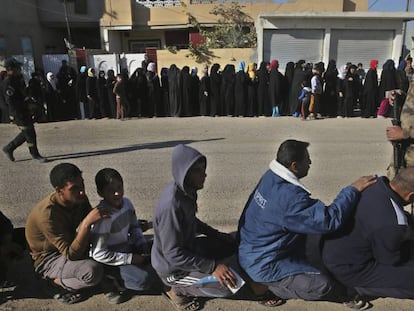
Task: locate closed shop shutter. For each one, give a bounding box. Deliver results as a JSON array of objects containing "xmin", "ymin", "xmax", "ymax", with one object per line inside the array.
[
  {"xmin": 263, "ymin": 29, "xmax": 324, "ymax": 70},
  {"xmin": 330, "ymin": 29, "xmax": 394, "ymax": 68}
]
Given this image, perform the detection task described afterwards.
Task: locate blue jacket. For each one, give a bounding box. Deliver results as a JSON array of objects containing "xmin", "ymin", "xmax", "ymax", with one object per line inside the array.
[{"xmin": 238, "ymin": 160, "xmax": 360, "ymax": 283}]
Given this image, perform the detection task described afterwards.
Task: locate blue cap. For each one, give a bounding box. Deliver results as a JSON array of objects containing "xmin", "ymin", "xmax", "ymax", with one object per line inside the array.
[{"xmin": 80, "ymin": 65, "xmax": 87, "ymax": 73}]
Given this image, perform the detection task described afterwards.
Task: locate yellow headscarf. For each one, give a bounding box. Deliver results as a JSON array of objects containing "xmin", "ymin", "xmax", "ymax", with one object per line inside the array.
[
  {"xmin": 87, "ymin": 67, "xmax": 95, "ymax": 77},
  {"xmin": 247, "ymin": 63, "xmax": 256, "ymax": 80}
]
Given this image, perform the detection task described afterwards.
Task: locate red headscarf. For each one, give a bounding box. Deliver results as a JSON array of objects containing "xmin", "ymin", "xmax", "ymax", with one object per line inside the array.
[
  {"xmin": 270, "ymin": 59, "xmax": 279, "ymax": 70},
  {"xmin": 370, "ymin": 59, "xmax": 378, "ymax": 70}
]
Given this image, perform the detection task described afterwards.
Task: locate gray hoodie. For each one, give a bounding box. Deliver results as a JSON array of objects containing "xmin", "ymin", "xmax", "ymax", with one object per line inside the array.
[{"xmin": 151, "ymin": 144, "xmax": 218, "ymax": 276}]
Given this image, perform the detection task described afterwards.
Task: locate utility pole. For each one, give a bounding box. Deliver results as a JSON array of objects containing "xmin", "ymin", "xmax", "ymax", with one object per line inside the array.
[
  {"xmin": 402, "ymin": 0, "xmax": 412, "ymax": 58},
  {"xmin": 63, "ymin": 0, "xmax": 72, "ymax": 44}
]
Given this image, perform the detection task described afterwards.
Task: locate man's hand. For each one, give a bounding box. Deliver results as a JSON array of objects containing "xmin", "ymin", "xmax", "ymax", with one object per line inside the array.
[
  {"xmin": 82, "ymin": 207, "xmax": 111, "ymax": 228},
  {"xmin": 350, "ymin": 175, "xmax": 377, "ymax": 192},
  {"xmin": 387, "ymin": 126, "xmax": 408, "ymax": 141},
  {"xmin": 212, "ymin": 263, "xmax": 237, "ymax": 288}
]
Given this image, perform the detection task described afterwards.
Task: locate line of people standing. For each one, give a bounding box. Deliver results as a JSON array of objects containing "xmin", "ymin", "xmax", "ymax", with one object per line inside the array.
[{"xmin": 2, "ymin": 57, "xmax": 413, "ymax": 124}]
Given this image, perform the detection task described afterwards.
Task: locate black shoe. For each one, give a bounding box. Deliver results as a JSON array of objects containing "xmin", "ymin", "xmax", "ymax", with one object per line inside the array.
[
  {"xmin": 2, "ymin": 146, "xmax": 15, "ymax": 162},
  {"xmin": 32, "ymin": 155, "xmax": 48, "ymax": 163}
]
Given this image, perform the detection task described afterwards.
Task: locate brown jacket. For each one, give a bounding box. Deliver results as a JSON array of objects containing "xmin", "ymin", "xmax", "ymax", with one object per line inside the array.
[{"xmin": 25, "ymin": 193, "xmax": 92, "ymax": 267}]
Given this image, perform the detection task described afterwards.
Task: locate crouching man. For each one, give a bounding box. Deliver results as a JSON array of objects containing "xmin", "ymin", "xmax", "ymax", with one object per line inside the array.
[{"xmin": 25, "ymin": 163, "xmax": 110, "ymax": 304}]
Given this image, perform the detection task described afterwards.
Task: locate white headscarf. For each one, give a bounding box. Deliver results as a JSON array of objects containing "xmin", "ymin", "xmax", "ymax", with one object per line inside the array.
[
  {"xmin": 147, "ymin": 62, "xmax": 156, "ymax": 73},
  {"xmin": 337, "ymin": 65, "xmax": 347, "ymax": 80},
  {"xmin": 46, "ymin": 72, "xmax": 56, "ymax": 90}
]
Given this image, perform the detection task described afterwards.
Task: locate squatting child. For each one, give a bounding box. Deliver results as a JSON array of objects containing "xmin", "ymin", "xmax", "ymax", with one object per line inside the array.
[{"xmin": 90, "ymin": 168, "xmax": 157, "ymax": 303}]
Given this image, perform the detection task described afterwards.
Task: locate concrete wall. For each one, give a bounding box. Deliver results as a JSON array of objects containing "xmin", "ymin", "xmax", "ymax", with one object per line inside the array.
[
  {"xmin": 102, "ymin": 0, "xmax": 369, "ymax": 28},
  {"xmin": 156, "ymin": 48, "xmax": 256, "ymax": 74},
  {"xmin": 256, "ymin": 13, "xmax": 410, "ymax": 67}
]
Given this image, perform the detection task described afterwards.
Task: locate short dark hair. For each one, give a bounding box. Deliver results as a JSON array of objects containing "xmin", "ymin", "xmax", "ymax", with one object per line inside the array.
[
  {"xmin": 50, "ymin": 163, "xmax": 82, "ymax": 189},
  {"xmin": 276, "ymin": 139, "xmax": 310, "ymax": 168},
  {"xmin": 95, "ymin": 168, "xmax": 123, "ymax": 193},
  {"xmin": 392, "ymin": 167, "xmax": 414, "ymax": 193}
]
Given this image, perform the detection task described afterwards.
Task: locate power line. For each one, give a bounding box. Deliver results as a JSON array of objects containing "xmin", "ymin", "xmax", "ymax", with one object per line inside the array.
[{"xmin": 368, "ymin": 0, "xmax": 380, "ymax": 10}]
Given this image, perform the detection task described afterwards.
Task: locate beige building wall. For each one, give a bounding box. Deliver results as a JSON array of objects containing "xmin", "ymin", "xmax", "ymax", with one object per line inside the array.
[
  {"xmin": 102, "ymin": 0, "xmax": 368, "ymax": 28},
  {"xmin": 156, "ymin": 48, "xmax": 256, "ymax": 74}
]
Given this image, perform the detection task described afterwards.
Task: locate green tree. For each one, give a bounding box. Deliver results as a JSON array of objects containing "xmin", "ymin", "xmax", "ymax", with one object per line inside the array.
[
  {"xmin": 188, "ymin": 2, "xmax": 256, "ymax": 49},
  {"xmin": 183, "ymin": 1, "xmax": 256, "ymax": 62},
  {"xmin": 203, "ymin": 2, "xmax": 256, "ymax": 48}
]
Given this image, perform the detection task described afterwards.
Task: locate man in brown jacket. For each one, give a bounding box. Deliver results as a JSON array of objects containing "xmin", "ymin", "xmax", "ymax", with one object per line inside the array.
[{"xmin": 26, "ymin": 163, "xmax": 110, "ymax": 304}]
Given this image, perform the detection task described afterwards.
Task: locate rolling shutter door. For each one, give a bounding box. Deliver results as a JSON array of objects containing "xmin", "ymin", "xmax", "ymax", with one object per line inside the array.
[
  {"xmin": 263, "ymin": 29, "xmax": 324, "ymax": 69},
  {"xmin": 330, "ymin": 29, "xmax": 394, "ymax": 68}
]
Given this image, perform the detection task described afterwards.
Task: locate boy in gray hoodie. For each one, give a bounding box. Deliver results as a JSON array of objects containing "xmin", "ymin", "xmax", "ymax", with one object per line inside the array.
[{"xmin": 151, "ymin": 144, "xmax": 238, "ymax": 310}]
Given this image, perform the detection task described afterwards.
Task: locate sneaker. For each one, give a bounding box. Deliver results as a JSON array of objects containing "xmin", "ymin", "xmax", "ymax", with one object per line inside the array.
[
  {"xmin": 32, "ymin": 155, "xmax": 48, "ymax": 163},
  {"xmin": 343, "ymin": 295, "xmax": 370, "ymax": 310},
  {"xmin": 2, "ymin": 146, "xmax": 15, "ymax": 162},
  {"xmin": 306, "ymin": 113, "xmax": 315, "ymax": 120},
  {"xmin": 104, "ymin": 290, "xmax": 128, "ymax": 305}
]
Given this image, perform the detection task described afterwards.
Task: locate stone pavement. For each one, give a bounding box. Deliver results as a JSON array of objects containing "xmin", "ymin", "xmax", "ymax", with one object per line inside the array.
[{"xmin": 1, "ymin": 116, "xmax": 413, "ymax": 310}]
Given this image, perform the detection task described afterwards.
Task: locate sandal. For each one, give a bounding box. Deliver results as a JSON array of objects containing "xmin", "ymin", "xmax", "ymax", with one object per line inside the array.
[
  {"xmin": 0, "ymin": 280, "xmax": 16, "ymax": 289},
  {"xmin": 162, "ymin": 291, "xmax": 201, "ymax": 311},
  {"xmin": 343, "ymin": 295, "xmax": 370, "ymax": 310},
  {"xmin": 53, "ymin": 291, "xmax": 83, "ymax": 305},
  {"xmin": 256, "ymin": 291, "xmax": 285, "ymax": 307}
]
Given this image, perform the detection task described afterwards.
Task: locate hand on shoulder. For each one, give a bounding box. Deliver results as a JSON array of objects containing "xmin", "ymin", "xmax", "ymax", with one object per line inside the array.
[{"xmin": 350, "ymin": 175, "xmax": 377, "ymax": 192}]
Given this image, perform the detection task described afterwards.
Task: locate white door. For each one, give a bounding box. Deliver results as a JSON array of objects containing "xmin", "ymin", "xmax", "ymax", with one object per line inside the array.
[{"xmin": 263, "ymin": 29, "xmax": 324, "ymax": 70}]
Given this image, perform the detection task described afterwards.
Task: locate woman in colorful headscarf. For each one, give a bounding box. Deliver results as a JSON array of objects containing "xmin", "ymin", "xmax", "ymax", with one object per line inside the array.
[
  {"xmin": 361, "ymin": 60, "xmax": 379, "ymax": 118},
  {"xmin": 268, "ymin": 59, "xmax": 284, "ymax": 117},
  {"xmin": 246, "ymin": 63, "xmax": 258, "ymax": 117}
]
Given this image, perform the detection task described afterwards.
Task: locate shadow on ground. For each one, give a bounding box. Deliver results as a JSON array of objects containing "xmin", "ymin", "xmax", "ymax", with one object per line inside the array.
[{"xmin": 44, "ymin": 138, "xmax": 225, "ymax": 162}]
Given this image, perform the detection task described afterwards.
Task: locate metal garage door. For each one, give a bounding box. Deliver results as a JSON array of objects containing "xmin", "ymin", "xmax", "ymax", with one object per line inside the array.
[
  {"xmin": 263, "ymin": 29, "xmax": 324, "ymax": 70},
  {"xmin": 330, "ymin": 29, "xmax": 394, "ymax": 69}
]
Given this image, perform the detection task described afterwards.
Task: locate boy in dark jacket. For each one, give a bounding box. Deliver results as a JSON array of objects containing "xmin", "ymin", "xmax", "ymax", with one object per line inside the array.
[
  {"xmin": 151, "ymin": 144, "xmax": 239, "ymax": 310},
  {"xmin": 323, "ymin": 167, "xmax": 414, "ymax": 300}
]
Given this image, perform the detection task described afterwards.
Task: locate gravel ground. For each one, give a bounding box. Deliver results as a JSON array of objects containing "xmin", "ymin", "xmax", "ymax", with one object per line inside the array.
[{"xmin": 1, "ymin": 116, "xmax": 413, "ymax": 311}]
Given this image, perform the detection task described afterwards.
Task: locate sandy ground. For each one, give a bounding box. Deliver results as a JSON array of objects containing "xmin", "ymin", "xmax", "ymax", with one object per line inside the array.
[{"xmin": 1, "ymin": 116, "xmax": 414, "ymax": 310}]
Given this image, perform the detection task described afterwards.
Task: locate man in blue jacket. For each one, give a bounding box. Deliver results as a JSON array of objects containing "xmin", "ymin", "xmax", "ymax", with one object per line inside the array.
[
  {"xmin": 238, "ymin": 139, "xmax": 375, "ymax": 304},
  {"xmin": 322, "ymin": 167, "xmax": 414, "ymax": 299}
]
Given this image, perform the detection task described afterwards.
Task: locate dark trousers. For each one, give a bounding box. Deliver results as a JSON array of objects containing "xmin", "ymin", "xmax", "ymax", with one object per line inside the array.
[
  {"xmin": 266, "ymin": 272, "xmax": 332, "ymax": 300},
  {"xmin": 328, "ymin": 260, "xmax": 414, "ymax": 299},
  {"xmin": 5, "ymin": 123, "xmax": 40, "ymax": 156}
]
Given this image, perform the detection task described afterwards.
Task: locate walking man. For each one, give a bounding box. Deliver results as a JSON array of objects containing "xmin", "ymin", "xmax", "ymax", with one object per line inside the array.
[{"xmin": 2, "ymin": 58, "xmax": 46, "ymax": 162}]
